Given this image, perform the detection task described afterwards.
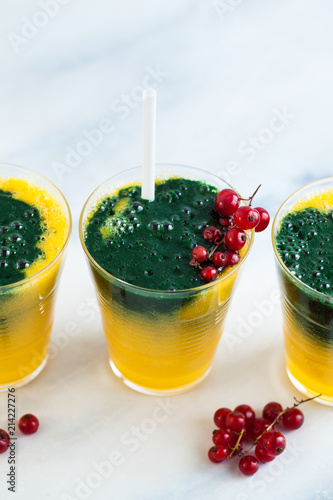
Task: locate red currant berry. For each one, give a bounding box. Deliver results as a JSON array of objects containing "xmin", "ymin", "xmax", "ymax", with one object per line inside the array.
[
  {"xmin": 238, "ymin": 455, "xmax": 260, "ymax": 476},
  {"xmin": 259, "ymin": 430, "xmax": 286, "ymax": 457},
  {"xmin": 215, "ymin": 189, "xmax": 240, "ymax": 216},
  {"xmin": 0, "ymin": 429, "xmax": 10, "ymax": 454},
  {"xmin": 227, "ymin": 250, "xmax": 240, "ymax": 266},
  {"xmin": 234, "ymin": 404, "xmax": 256, "ymax": 429},
  {"xmin": 212, "ymin": 428, "xmax": 231, "ymax": 446},
  {"xmin": 191, "ymin": 245, "xmax": 208, "ymax": 263},
  {"xmin": 200, "ymin": 266, "xmax": 218, "ymax": 283},
  {"xmin": 212, "ymin": 251, "xmax": 228, "ymax": 267},
  {"xmin": 234, "ymin": 206, "xmax": 260, "ymax": 230},
  {"xmin": 225, "ymin": 411, "xmax": 246, "ymax": 433},
  {"xmin": 208, "ymin": 445, "xmax": 229, "ymax": 463},
  {"xmin": 219, "ymin": 215, "xmax": 233, "ymax": 227},
  {"xmin": 202, "ymin": 226, "xmax": 223, "ymax": 243},
  {"xmin": 254, "ymin": 207, "xmax": 270, "ymax": 232},
  {"xmin": 225, "ymin": 228, "xmax": 247, "ymax": 251},
  {"xmin": 282, "ymin": 408, "xmax": 304, "ymax": 430},
  {"xmin": 262, "ymin": 401, "xmax": 283, "ymax": 423},
  {"xmin": 255, "ymin": 442, "xmax": 275, "ymax": 463},
  {"xmin": 18, "ymin": 414, "xmax": 39, "ymax": 435},
  {"xmin": 227, "ymin": 435, "xmax": 243, "ymax": 457},
  {"xmin": 214, "ymin": 407, "xmax": 231, "ymax": 429},
  {"xmin": 248, "ymin": 417, "xmax": 273, "ymax": 440}
]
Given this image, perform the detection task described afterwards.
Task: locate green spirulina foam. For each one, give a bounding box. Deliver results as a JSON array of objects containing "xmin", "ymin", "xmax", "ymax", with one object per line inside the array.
[
  {"xmin": 84, "ymin": 178, "xmax": 225, "ymax": 291},
  {"xmin": 0, "ymin": 189, "xmax": 44, "ymax": 286},
  {"xmin": 276, "ymin": 207, "xmax": 333, "ymax": 296}
]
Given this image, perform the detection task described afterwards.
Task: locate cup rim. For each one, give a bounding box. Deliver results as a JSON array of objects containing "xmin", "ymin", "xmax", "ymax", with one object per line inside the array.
[
  {"xmin": 79, "ymin": 163, "xmax": 254, "ymax": 295},
  {"xmin": 272, "ymin": 176, "xmax": 333, "ymax": 303},
  {"xmin": 0, "ymin": 162, "xmax": 72, "ymax": 290}
]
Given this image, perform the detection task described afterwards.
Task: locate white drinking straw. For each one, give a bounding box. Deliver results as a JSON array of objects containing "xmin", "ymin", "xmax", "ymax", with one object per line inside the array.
[{"xmin": 142, "ymin": 88, "xmax": 156, "ymax": 201}]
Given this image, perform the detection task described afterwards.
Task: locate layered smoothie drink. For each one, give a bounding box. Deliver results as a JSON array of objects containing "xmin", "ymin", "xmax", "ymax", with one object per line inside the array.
[
  {"xmin": 273, "ymin": 178, "xmax": 333, "ymax": 405},
  {"xmin": 0, "ymin": 164, "xmax": 71, "ymax": 390},
  {"xmin": 80, "ymin": 164, "xmax": 254, "ymax": 394}
]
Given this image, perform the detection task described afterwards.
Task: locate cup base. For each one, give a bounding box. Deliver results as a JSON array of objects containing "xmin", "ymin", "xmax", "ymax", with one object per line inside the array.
[
  {"xmin": 0, "ymin": 355, "xmax": 48, "ymax": 392},
  {"xmin": 110, "ymin": 360, "xmax": 211, "ymax": 396},
  {"xmin": 286, "ymin": 367, "xmax": 333, "ymax": 406}
]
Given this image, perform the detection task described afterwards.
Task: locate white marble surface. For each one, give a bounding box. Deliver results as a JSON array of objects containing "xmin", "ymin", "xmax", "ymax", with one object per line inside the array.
[{"xmin": 1, "ymin": 1, "xmax": 333, "ymax": 499}]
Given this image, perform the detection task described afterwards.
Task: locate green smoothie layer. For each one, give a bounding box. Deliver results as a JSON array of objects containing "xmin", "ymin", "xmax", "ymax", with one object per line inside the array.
[
  {"xmin": 84, "ymin": 178, "xmax": 225, "ymax": 291},
  {"xmin": 276, "ymin": 207, "xmax": 333, "ymax": 296},
  {"xmin": 0, "ymin": 189, "xmax": 44, "ymax": 286}
]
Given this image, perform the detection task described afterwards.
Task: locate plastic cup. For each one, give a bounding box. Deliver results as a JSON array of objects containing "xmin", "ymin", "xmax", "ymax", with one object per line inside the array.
[
  {"xmin": 272, "ymin": 178, "xmax": 333, "ymax": 405},
  {"xmin": 0, "ymin": 163, "xmax": 71, "ymax": 390},
  {"xmin": 79, "ymin": 164, "xmax": 254, "ymax": 395}
]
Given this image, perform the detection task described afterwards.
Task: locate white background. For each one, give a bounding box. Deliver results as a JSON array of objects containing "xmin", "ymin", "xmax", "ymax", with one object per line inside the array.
[{"xmin": 1, "ymin": 1, "xmax": 333, "ymax": 499}]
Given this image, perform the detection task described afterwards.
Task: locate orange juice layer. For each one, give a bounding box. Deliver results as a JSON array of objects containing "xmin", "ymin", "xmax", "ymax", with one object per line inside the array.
[
  {"xmin": 284, "ymin": 319, "xmax": 333, "ymax": 400},
  {"xmin": 94, "ymin": 249, "xmax": 242, "ymax": 393},
  {"xmin": 0, "ymin": 177, "xmax": 69, "ymax": 388}
]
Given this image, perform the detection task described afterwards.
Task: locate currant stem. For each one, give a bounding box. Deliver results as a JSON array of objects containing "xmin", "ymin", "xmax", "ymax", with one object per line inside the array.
[
  {"xmin": 227, "ymin": 428, "xmax": 244, "ymax": 459},
  {"xmin": 240, "ymin": 185, "xmax": 261, "ymax": 207},
  {"xmin": 240, "ymin": 394, "xmax": 321, "ymax": 457},
  {"xmin": 249, "ymin": 184, "xmax": 261, "ymax": 205},
  {"xmin": 208, "ymin": 238, "xmax": 224, "ymax": 259},
  {"xmin": 190, "ymin": 259, "xmax": 203, "ymax": 270},
  {"xmin": 293, "ymin": 394, "xmax": 322, "ymax": 405}
]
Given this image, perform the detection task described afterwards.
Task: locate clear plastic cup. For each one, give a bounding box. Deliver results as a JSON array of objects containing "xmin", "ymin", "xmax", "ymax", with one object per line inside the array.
[
  {"xmin": 0, "ymin": 163, "xmax": 71, "ymax": 390},
  {"xmin": 80, "ymin": 164, "xmax": 254, "ymax": 395},
  {"xmin": 272, "ymin": 178, "xmax": 333, "ymax": 405}
]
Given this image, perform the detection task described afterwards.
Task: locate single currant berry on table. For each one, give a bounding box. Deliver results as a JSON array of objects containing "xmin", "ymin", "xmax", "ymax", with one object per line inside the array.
[
  {"xmin": 215, "ymin": 189, "xmax": 240, "ymax": 216},
  {"xmin": 254, "ymin": 442, "xmax": 275, "ymax": 463},
  {"xmin": 18, "ymin": 414, "xmax": 39, "ymax": 435},
  {"xmin": 202, "ymin": 226, "xmax": 223, "ymax": 243},
  {"xmin": 258, "ymin": 430, "xmax": 286, "ymax": 457},
  {"xmin": 234, "ymin": 206, "xmax": 260, "ymax": 230},
  {"xmin": 238, "ymin": 455, "xmax": 260, "ymax": 476},
  {"xmin": 200, "ymin": 266, "xmax": 218, "ymax": 283},
  {"xmin": 262, "ymin": 401, "xmax": 283, "ymax": 423},
  {"xmin": 225, "ymin": 228, "xmax": 247, "ymax": 251},
  {"xmin": 214, "ymin": 407, "xmax": 232, "ymax": 429},
  {"xmin": 225, "ymin": 411, "xmax": 246, "ymax": 433},
  {"xmin": 248, "ymin": 417, "xmax": 273, "ymax": 440},
  {"xmin": 212, "ymin": 428, "xmax": 232, "ymax": 446},
  {"xmin": 234, "ymin": 404, "xmax": 256, "ymax": 429},
  {"xmin": 282, "ymin": 407, "xmax": 304, "ymax": 430},
  {"xmin": 254, "ymin": 207, "xmax": 270, "ymax": 232},
  {"xmin": 208, "ymin": 445, "xmax": 229, "ymax": 463},
  {"xmin": 219, "ymin": 215, "xmax": 233, "ymax": 228},
  {"xmin": 0, "ymin": 429, "xmax": 10, "ymax": 454},
  {"xmin": 191, "ymin": 245, "xmax": 208, "ymax": 263}
]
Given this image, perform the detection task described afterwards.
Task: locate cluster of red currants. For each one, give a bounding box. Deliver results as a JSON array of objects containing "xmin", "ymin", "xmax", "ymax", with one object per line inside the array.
[
  {"xmin": 208, "ymin": 401, "xmax": 304, "ymax": 476},
  {"xmin": 191, "ymin": 188, "xmax": 270, "ymax": 282},
  {"xmin": 0, "ymin": 414, "xmax": 39, "ymax": 454}
]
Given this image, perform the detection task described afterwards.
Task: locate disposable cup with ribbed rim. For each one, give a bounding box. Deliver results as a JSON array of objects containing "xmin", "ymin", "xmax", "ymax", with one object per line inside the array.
[
  {"xmin": 272, "ymin": 177, "xmax": 333, "ymax": 405},
  {"xmin": 0, "ymin": 163, "xmax": 72, "ymax": 390},
  {"xmin": 80, "ymin": 164, "xmax": 254, "ymax": 395}
]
